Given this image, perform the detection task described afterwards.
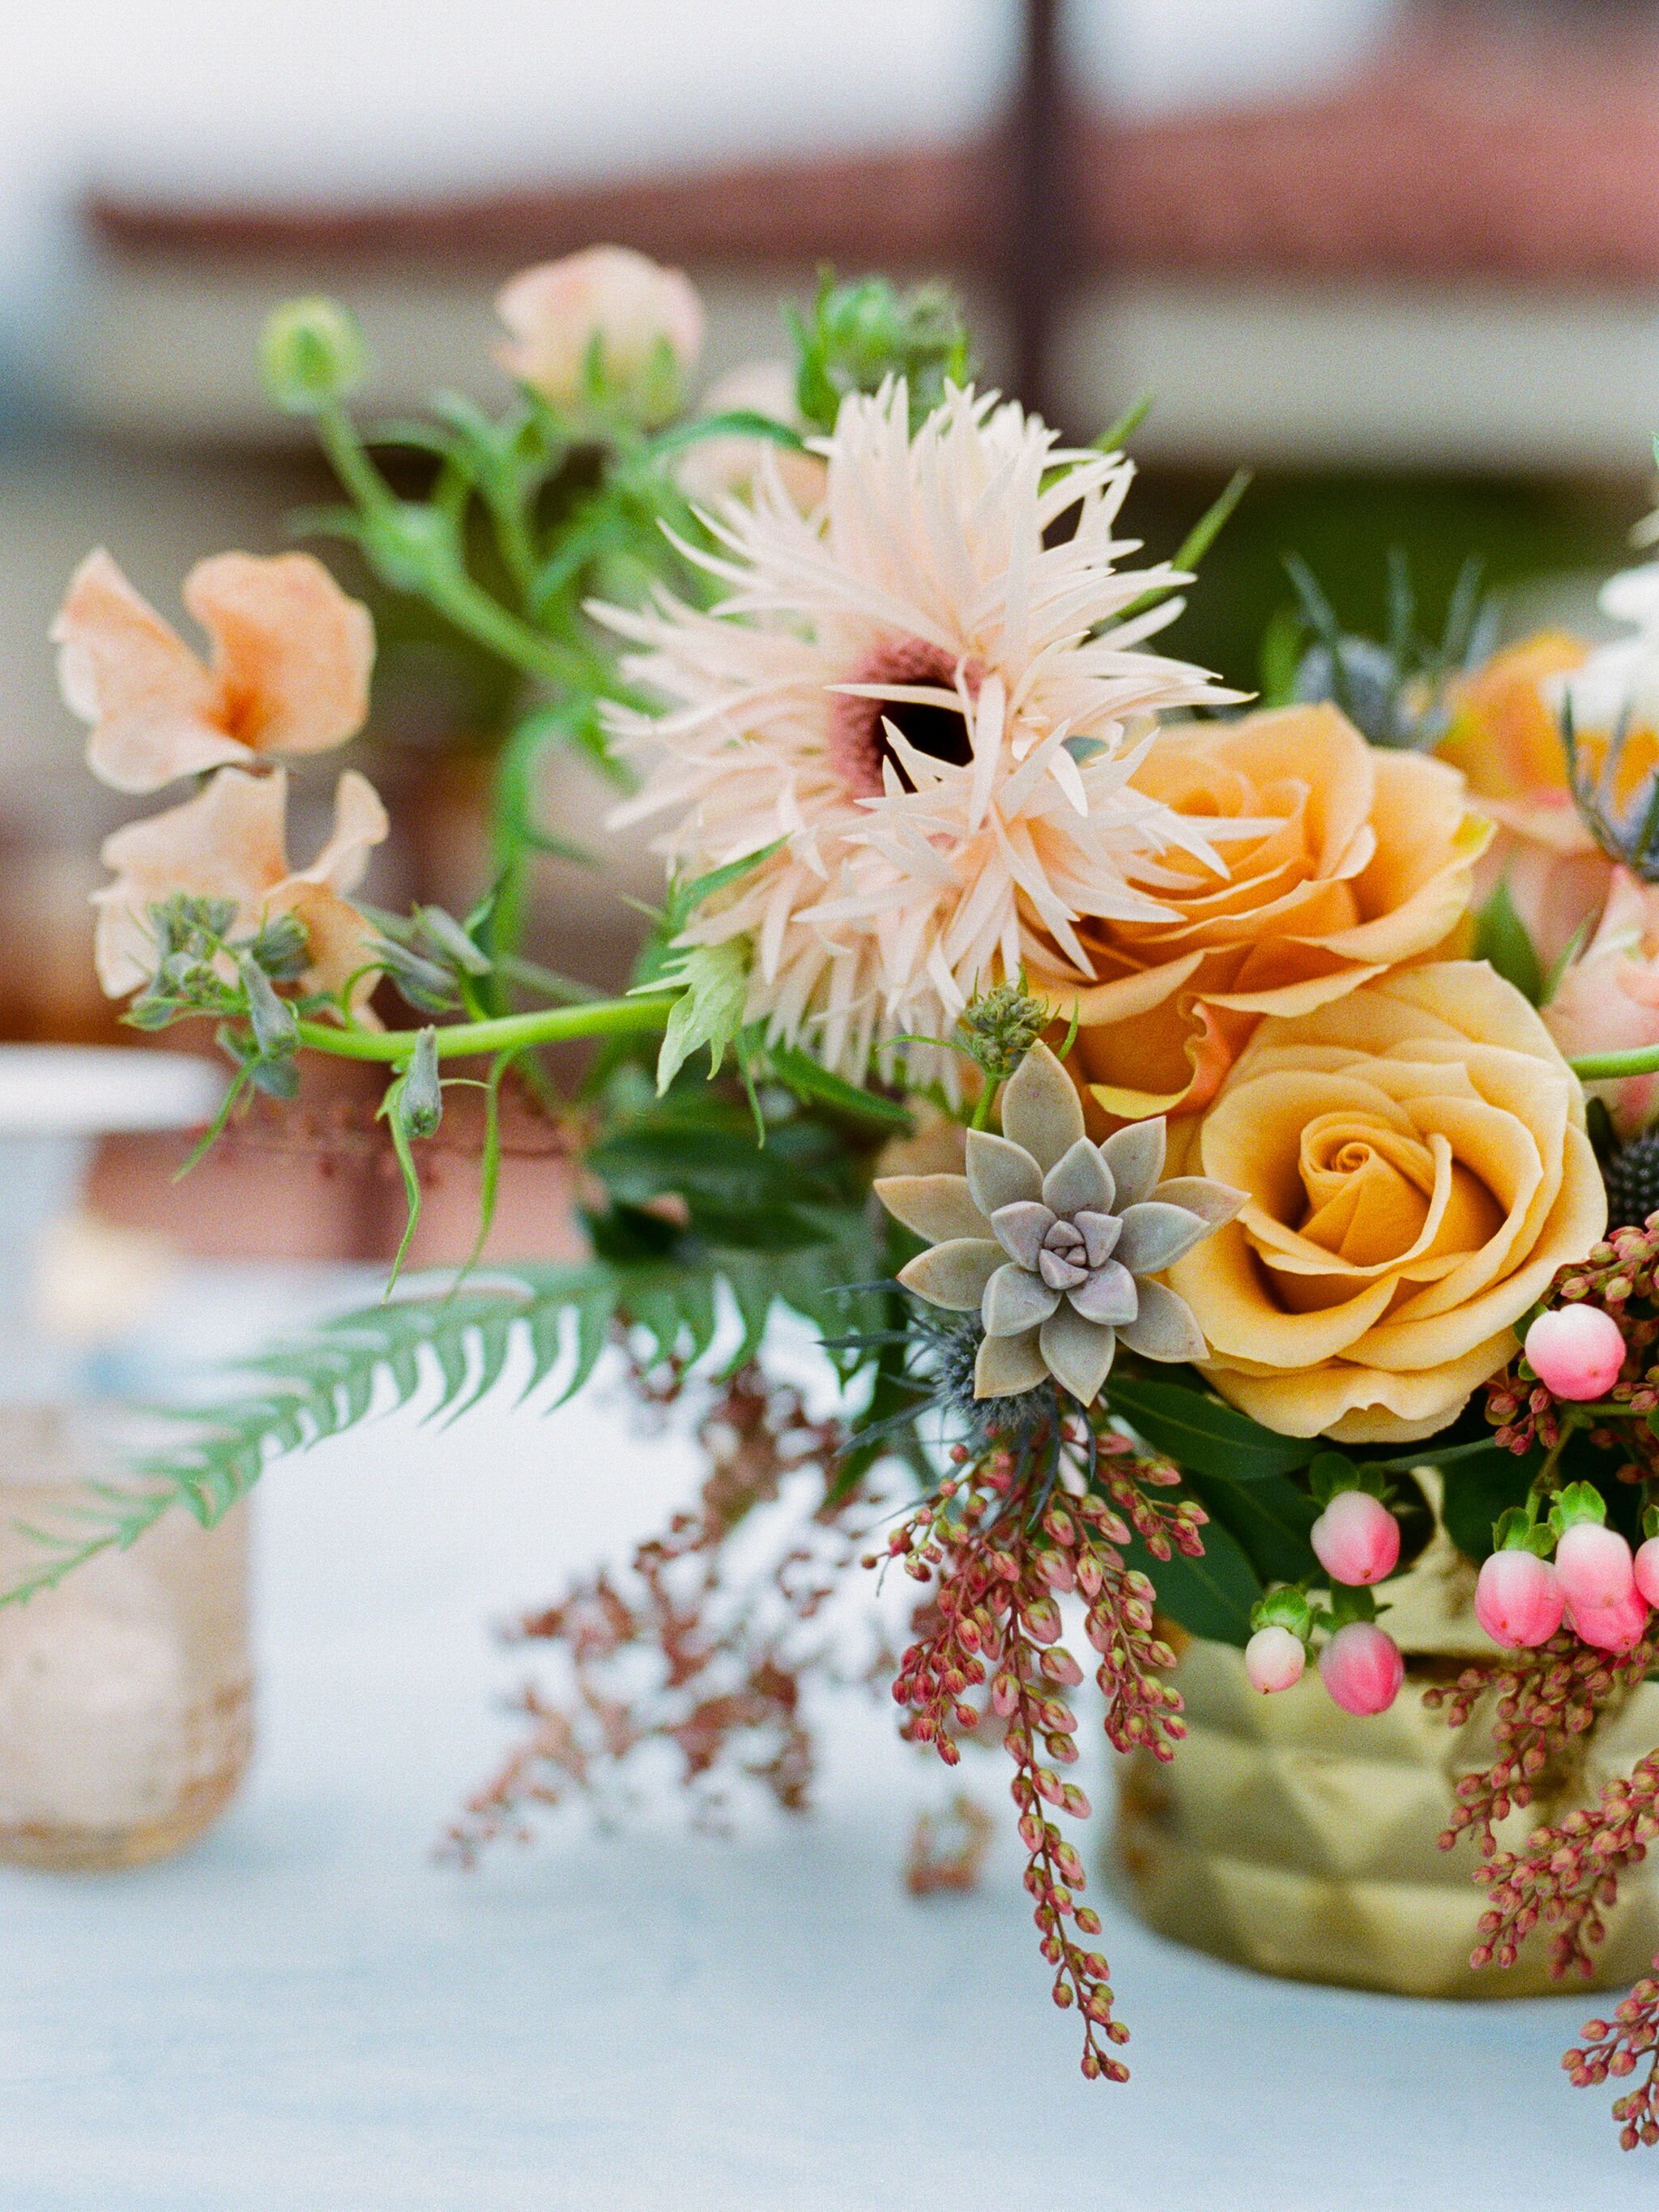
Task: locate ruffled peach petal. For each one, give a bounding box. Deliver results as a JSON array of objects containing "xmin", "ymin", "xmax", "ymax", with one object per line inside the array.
[
  {"xmin": 54, "ymin": 549, "xmax": 249, "ymax": 794},
  {"xmin": 267, "ymin": 880, "xmax": 383, "ymax": 1021},
  {"xmin": 294, "ymin": 770, "xmax": 390, "ymax": 896},
  {"xmin": 92, "ymin": 767, "xmax": 290, "ymax": 995},
  {"xmin": 186, "ymin": 552, "xmax": 373, "ymax": 760},
  {"xmin": 1167, "ymin": 1220, "xmax": 1397, "ymax": 1364}
]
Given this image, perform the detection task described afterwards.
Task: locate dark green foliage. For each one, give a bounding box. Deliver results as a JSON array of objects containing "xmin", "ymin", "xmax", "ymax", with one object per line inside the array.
[
  {"xmin": 1183, "ymin": 1469, "xmax": 1320, "ymax": 1588},
  {"xmin": 1107, "ymin": 1370, "xmax": 1321, "ymax": 1481}
]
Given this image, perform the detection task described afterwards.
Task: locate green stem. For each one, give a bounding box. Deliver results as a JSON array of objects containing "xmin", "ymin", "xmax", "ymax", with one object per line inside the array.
[
  {"xmin": 296, "ymin": 991, "xmax": 676, "ymax": 1065},
  {"xmin": 1570, "ymin": 1046, "xmax": 1659, "ymax": 1082},
  {"xmin": 970, "ymin": 1077, "xmax": 998, "ymax": 1132},
  {"xmin": 316, "ymin": 405, "xmax": 584, "ymax": 692}
]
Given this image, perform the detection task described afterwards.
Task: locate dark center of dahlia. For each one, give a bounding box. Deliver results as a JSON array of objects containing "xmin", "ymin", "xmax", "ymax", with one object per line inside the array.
[{"xmin": 826, "ymin": 638, "xmax": 978, "ymax": 799}]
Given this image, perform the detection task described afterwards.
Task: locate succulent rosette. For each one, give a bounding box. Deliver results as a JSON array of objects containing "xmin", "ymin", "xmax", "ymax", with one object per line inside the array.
[{"xmin": 875, "ymin": 1042, "xmax": 1243, "ymax": 1402}]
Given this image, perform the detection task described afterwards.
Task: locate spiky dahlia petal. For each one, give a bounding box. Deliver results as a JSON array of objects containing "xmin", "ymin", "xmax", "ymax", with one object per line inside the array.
[{"xmin": 595, "ymin": 379, "xmax": 1244, "ymax": 1087}]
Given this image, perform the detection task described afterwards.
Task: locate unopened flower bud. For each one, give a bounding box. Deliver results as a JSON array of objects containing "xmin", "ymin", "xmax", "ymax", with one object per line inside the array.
[
  {"xmin": 1555, "ymin": 1521, "xmax": 1637, "ymax": 1617},
  {"xmin": 495, "ymin": 246, "xmax": 702, "ymax": 425},
  {"xmin": 1474, "ymin": 1549, "xmax": 1565, "ymax": 1649},
  {"xmin": 1567, "ymin": 1586, "xmax": 1650, "ymax": 1655},
  {"xmin": 398, "ymin": 1026, "xmax": 444, "ymax": 1140},
  {"xmin": 237, "ymin": 953, "xmax": 299, "ymax": 1059},
  {"xmin": 1311, "ymin": 1490, "xmax": 1401, "ymax": 1587},
  {"xmin": 261, "ymin": 296, "xmax": 367, "ymax": 415},
  {"xmin": 1525, "ymin": 1305, "xmax": 1627, "ymax": 1400},
  {"xmin": 1243, "ymin": 1624, "xmax": 1306, "ymax": 1694},
  {"xmin": 1318, "ymin": 1622, "xmax": 1405, "ymax": 1716}
]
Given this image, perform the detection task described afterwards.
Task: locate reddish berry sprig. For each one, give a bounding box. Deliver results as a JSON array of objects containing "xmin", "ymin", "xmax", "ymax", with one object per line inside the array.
[{"xmin": 1567, "ymin": 1970, "xmax": 1659, "ymax": 2150}]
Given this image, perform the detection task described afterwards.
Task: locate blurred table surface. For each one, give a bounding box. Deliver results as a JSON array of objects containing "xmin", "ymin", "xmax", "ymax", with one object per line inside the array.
[{"xmin": 2, "ymin": 1265, "xmax": 1657, "ymax": 2212}]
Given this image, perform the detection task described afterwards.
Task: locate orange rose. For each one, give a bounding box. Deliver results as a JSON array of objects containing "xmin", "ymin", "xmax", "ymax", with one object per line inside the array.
[
  {"xmin": 1036, "ymin": 704, "xmax": 1489, "ymax": 1123},
  {"xmin": 1162, "ymin": 962, "xmax": 1606, "ymax": 1444}
]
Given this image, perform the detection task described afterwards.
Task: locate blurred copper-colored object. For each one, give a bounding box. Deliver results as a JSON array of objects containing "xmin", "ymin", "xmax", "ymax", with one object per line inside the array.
[
  {"xmin": 86, "ymin": 1058, "xmax": 585, "ymax": 1270},
  {"xmin": 1112, "ymin": 1517, "xmax": 1659, "ymax": 1999}
]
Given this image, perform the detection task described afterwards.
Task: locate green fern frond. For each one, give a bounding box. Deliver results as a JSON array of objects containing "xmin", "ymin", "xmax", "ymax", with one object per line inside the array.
[{"xmin": 1, "ymin": 1228, "xmax": 883, "ymax": 1607}]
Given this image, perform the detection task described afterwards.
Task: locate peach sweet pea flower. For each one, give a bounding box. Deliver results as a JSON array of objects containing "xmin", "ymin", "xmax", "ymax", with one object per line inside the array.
[
  {"xmin": 495, "ymin": 246, "xmax": 703, "ymax": 424},
  {"xmin": 94, "ymin": 766, "xmax": 389, "ymax": 1017},
  {"xmin": 53, "ymin": 548, "xmax": 374, "ymax": 795},
  {"xmin": 1035, "ymin": 704, "xmax": 1490, "ymax": 1126},
  {"xmin": 1543, "ymin": 866, "xmax": 1659, "ymax": 1136},
  {"xmin": 1162, "ymin": 961, "xmax": 1606, "ymax": 1445}
]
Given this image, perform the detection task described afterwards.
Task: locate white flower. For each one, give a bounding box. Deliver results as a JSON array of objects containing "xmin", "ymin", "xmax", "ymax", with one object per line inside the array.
[
  {"xmin": 596, "ymin": 381, "xmax": 1242, "ymax": 1090},
  {"xmin": 1550, "ymin": 564, "xmax": 1659, "ymax": 737}
]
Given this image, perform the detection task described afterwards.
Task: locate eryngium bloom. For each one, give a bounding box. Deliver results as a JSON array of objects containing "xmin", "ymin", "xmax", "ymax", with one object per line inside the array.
[{"xmin": 597, "ymin": 381, "xmax": 1239, "ymax": 1089}]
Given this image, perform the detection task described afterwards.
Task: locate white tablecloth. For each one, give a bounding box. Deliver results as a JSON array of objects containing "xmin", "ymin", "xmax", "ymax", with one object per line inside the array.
[{"xmin": 2, "ymin": 1272, "xmax": 1654, "ymax": 2211}]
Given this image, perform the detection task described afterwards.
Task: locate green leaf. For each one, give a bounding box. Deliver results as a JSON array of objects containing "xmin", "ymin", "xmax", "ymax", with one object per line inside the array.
[
  {"xmin": 651, "ymin": 940, "xmax": 750, "ymax": 1092},
  {"xmin": 1108, "ymin": 1373, "xmax": 1321, "ymax": 1481},
  {"xmin": 661, "ymin": 841, "xmax": 784, "ymax": 938},
  {"xmin": 1185, "ymin": 1470, "xmax": 1319, "ymax": 1587},
  {"xmin": 1435, "ymin": 1445, "xmax": 1535, "ymax": 1562},
  {"xmin": 1123, "ymin": 1515, "xmax": 1261, "ymax": 1647},
  {"xmin": 1092, "ymin": 391, "xmax": 1154, "ymax": 454},
  {"xmin": 1473, "ymin": 877, "xmax": 1543, "ymax": 1005},
  {"xmin": 760, "ymin": 1042, "xmax": 912, "ymax": 1130}
]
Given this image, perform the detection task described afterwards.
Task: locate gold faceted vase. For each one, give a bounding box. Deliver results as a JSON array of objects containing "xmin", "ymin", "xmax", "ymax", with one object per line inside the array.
[{"xmin": 1111, "ymin": 1521, "xmax": 1659, "ymax": 1999}]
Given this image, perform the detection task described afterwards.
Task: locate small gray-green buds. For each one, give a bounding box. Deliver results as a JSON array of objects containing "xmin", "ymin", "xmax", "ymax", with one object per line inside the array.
[{"xmin": 261, "ymin": 296, "xmax": 368, "ymax": 416}]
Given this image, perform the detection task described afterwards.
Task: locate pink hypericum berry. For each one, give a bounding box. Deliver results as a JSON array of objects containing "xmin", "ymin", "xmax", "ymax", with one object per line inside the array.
[
  {"xmin": 1525, "ymin": 1305, "xmax": 1627, "ymax": 1400},
  {"xmin": 1244, "ymin": 1624, "xmax": 1307, "ymax": 1693},
  {"xmin": 1318, "ymin": 1622, "xmax": 1405, "ymax": 1716},
  {"xmin": 1474, "ymin": 1549, "xmax": 1566, "ymax": 1648},
  {"xmin": 1567, "ymin": 1586, "xmax": 1650, "ymax": 1655},
  {"xmin": 1310, "ymin": 1490, "xmax": 1401, "ymax": 1587},
  {"xmin": 1636, "ymin": 1536, "xmax": 1659, "ymax": 1611},
  {"xmin": 1555, "ymin": 1521, "xmax": 1637, "ymax": 1615}
]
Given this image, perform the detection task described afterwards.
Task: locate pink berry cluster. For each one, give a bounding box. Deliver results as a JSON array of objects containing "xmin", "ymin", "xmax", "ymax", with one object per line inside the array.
[
  {"xmin": 1473, "ymin": 1494, "xmax": 1659, "ymax": 1658},
  {"xmin": 1243, "ymin": 1487, "xmax": 1406, "ymax": 1716},
  {"xmin": 1567, "ymin": 1967, "xmax": 1659, "ymax": 2150},
  {"xmin": 1487, "ymin": 1226, "xmax": 1659, "ymax": 1481}
]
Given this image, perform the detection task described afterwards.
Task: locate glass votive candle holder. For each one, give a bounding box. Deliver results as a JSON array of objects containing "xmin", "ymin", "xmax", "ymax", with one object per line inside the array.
[
  {"xmin": 0, "ymin": 1405, "xmax": 253, "ymax": 1869},
  {"xmin": 0, "ymin": 1046, "xmax": 248, "ymax": 1871}
]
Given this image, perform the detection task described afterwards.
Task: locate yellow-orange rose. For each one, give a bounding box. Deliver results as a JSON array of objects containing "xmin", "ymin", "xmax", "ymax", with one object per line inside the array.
[
  {"xmin": 1162, "ymin": 961, "xmax": 1606, "ymax": 1445},
  {"xmin": 1037, "ymin": 704, "xmax": 1489, "ymax": 1124}
]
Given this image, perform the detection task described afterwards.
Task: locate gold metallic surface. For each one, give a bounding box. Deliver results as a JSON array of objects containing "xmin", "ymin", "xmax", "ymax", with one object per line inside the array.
[{"xmin": 1111, "ymin": 1513, "xmax": 1659, "ymax": 1998}]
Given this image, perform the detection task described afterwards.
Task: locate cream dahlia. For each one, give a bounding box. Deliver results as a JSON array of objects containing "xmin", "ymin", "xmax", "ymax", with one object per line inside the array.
[{"xmin": 596, "ymin": 381, "xmax": 1242, "ymax": 1088}]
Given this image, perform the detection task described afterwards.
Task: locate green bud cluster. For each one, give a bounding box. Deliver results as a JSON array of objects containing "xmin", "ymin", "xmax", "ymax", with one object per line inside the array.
[
  {"xmin": 366, "ymin": 902, "xmax": 493, "ymax": 1016},
  {"xmin": 790, "ymin": 271, "xmax": 972, "ymax": 436},
  {"xmin": 126, "ymin": 893, "xmax": 314, "ymax": 1098},
  {"xmin": 956, "ymin": 979, "xmax": 1051, "ymax": 1084}
]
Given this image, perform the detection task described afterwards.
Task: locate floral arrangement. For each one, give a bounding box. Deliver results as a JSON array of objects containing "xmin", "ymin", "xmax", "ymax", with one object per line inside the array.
[{"xmin": 29, "ymin": 245, "xmax": 1659, "ymax": 2144}]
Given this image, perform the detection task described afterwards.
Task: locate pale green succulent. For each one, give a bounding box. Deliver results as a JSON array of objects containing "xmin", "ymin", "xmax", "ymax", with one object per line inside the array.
[{"xmin": 875, "ymin": 1042, "xmax": 1244, "ymax": 1407}]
